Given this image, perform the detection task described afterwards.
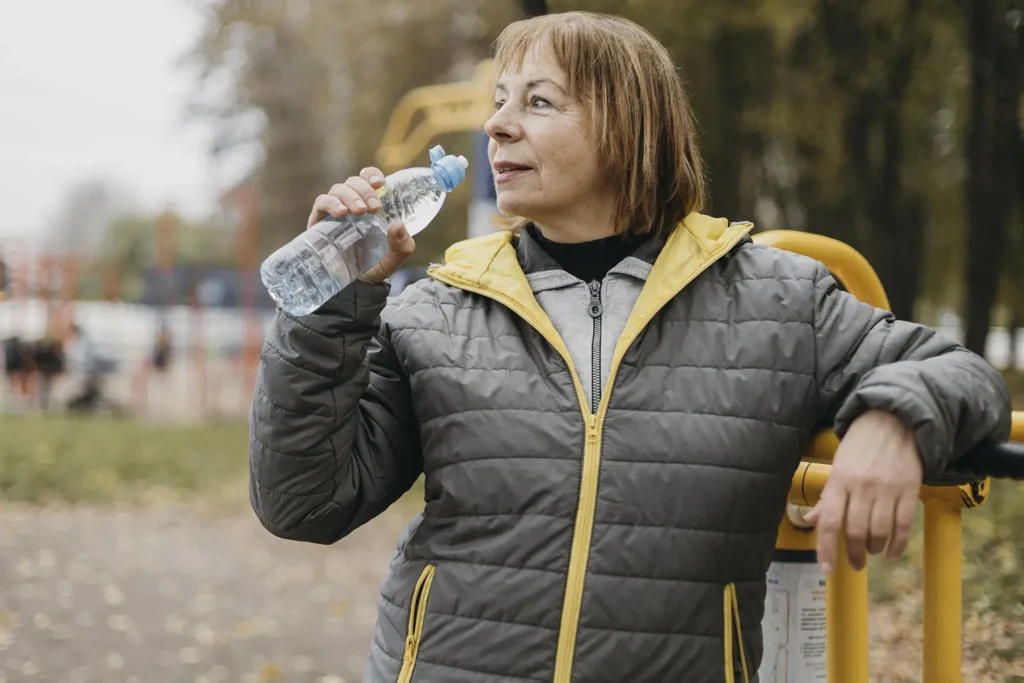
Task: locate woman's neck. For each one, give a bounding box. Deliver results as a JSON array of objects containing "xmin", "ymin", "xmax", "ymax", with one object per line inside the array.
[{"xmin": 529, "ymin": 199, "xmax": 619, "ymax": 243}]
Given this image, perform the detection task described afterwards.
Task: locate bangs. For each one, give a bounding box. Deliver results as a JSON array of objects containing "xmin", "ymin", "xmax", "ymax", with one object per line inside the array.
[{"xmin": 492, "ymin": 14, "xmax": 600, "ymax": 106}]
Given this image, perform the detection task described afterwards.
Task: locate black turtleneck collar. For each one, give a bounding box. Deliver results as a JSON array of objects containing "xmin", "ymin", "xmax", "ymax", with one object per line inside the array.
[{"xmin": 525, "ymin": 225, "xmax": 649, "ymax": 284}]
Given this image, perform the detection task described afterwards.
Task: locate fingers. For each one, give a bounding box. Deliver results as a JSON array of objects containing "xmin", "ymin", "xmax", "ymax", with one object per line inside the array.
[
  {"xmin": 888, "ymin": 493, "xmax": 917, "ymax": 560},
  {"xmin": 813, "ymin": 484, "xmax": 848, "ymax": 575},
  {"xmin": 308, "ymin": 194, "xmax": 345, "ymax": 228},
  {"xmin": 842, "ymin": 489, "xmax": 872, "ymax": 570},
  {"xmin": 328, "ymin": 181, "xmax": 370, "ymax": 214},
  {"xmin": 309, "ymin": 168, "xmax": 387, "ymax": 229},
  {"xmin": 343, "ymin": 175, "xmax": 382, "ymax": 211},
  {"xmin": 360, "ymin": 167, "xmax": 386, "ymax": 189},
  {"xmin": 866, "ymin": 494, "xmax": 894, "ymax": 557}
]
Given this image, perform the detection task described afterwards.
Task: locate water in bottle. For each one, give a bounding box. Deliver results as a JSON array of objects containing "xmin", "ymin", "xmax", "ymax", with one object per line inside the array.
[{"xmin": 261, "ymin": 145, "xmax": 469, "ymax": 316}]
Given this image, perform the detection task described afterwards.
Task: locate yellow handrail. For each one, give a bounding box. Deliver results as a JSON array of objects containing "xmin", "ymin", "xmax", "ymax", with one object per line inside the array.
[
  {"xmin": 759, "ymin": 229, "xmax": 1015, "ymax": 683},
  {"xmin": 755, "ymin": 230, "xmax": 883, "ymax": 683},
  {"xmin": 790, "ymin": 412, "xmax": 1022, "ymax": 682}
]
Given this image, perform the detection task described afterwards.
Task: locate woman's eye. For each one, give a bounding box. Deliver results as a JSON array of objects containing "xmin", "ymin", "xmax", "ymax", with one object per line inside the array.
[
  {"xmin": 530, "ymin": 96, "xmax": 551, "ymax": 108},
  {"xmin": 493, "ymin": 100, "xmax": 506, "ymax": 111}
]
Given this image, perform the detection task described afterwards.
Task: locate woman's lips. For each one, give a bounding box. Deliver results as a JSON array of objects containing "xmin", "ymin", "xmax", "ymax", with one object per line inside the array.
[{"xmin": 494, "ymin": 166, "xmax": 532, "ymax": 183}]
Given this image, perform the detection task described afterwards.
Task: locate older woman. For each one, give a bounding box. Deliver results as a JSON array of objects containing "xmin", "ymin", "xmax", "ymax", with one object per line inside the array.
[{"xmin": 249, "ymin": 11, "xmax": 1011, "ymax": 683}]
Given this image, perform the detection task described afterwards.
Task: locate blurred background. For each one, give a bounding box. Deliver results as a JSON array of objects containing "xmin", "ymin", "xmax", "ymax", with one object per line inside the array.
[{"xmin": 0, "ymin": 0, "xmax": 1021, "ymax": 681}]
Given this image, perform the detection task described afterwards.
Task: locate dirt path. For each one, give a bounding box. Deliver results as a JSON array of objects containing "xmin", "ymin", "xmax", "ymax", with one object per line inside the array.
[
  {"xmin": 2, "ymin": 503, "xmax": 1022, "ymax": 683},
  {"xmin": 0, "ymin": 503, "xmax": 414, "ymax": 683}
]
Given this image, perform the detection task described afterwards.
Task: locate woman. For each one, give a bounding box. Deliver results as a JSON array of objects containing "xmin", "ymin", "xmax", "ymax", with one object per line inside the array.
[{"xmin": 250, "ymin": 12, "xmax": 1011, "ymax": 683}]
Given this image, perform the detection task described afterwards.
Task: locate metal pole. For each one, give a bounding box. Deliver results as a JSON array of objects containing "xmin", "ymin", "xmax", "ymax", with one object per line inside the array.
[
  {"xmin": 827, "ymin": 547, "xmax": 869, "ymax": 683},
  {"xmin": 922, "ymin": 496, "xmax": 963, "ymax": 683}
]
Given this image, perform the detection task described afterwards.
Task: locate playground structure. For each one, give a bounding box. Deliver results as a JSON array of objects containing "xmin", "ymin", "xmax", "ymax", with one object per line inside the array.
[{"xmin": 0, "ymin": 199, "xmax": 267, "ymax": 421}]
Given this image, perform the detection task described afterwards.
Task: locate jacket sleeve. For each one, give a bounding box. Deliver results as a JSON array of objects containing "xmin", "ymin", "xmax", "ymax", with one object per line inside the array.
[
  {"xmin": 249, "ymin": 280, "xmax": 423, "ymax": 544},
  {"xmin": 812, "ymin": 263, "xmax": 1012, "ymax": 478}
]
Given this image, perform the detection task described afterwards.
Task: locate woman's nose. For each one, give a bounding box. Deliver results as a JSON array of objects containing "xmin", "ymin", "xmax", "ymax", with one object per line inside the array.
[{"xmin": 484, "ymin": 106, "xmax": 521, "ymax": 142}]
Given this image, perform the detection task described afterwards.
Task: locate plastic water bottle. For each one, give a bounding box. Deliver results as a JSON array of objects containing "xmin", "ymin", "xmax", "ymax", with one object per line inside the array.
[{"xmin": 261, "ymin": 146, "xmax": 469, "ymax": 316}]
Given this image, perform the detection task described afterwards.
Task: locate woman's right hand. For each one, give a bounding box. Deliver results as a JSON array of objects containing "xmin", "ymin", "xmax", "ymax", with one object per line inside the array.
[{"xmin": 307, "ymin": 166, "xmax": 416, "ymax": 285}]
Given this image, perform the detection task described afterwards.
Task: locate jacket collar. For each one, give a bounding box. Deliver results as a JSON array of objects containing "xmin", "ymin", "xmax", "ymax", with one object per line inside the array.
[
  {"xmin": 430, "ymin": 212, "xmax": 753, "ymax": 301},
  {"xmin": 513, "ymin": 226, "xmax": 665, "ymax": 294}
]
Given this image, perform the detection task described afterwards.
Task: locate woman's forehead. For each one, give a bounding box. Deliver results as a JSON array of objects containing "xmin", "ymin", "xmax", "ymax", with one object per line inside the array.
[{"xmin": 495, "ymin": 42, "xmax": 566, "ymax": 89}]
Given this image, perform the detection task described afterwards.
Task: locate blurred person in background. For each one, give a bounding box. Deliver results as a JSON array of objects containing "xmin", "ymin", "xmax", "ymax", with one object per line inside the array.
[
  {"xmin": 151, "ymin": 322, "xmax": 172, "ymax": 373},
  {"xmin": 65, "ymin": 323, "xmax": 121, "ymax": 414},
  {"xmin": 249, "ymin": 12, "xmax": 1012, "ymax": 683},
  {"xmin": 32, "ymin": 328, "xmax": 66, "ymax": 411},
  {"xmin": 2, "ymin": 335, "xmax": 32, "ymax": 407}
]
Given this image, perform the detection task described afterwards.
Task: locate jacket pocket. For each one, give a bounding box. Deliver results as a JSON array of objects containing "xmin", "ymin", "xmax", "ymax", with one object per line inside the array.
[
  {"xmin": 723, "ymin": 583, "xmax": 750, "ymax": 683},
  {"xmin": 397, "ymin": 564, "xmax": 436, "ymax": 683}
]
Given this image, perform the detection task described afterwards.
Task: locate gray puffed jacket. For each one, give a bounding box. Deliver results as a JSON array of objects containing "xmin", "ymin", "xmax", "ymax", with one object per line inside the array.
[{"xmin": 249, "ymin": 213, "xmax": 1012, "ymax": 683}]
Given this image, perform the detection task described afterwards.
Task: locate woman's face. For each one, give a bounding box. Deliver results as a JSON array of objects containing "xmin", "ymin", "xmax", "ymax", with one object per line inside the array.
[{"xmin": 486, "ymin": 43, "xmax": 613, "ymax": 238}]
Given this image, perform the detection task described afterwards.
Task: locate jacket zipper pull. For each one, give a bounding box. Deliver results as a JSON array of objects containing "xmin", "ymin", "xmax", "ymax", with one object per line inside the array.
[{"xmin": 588, "ymin": 281, "xmax": 603, "ymax": 318}]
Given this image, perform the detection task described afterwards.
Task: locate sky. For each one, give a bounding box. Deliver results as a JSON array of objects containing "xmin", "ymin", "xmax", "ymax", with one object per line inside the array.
[{"xmin": 0, "ymin": 0, "xmax": 249, "ymax": 245}]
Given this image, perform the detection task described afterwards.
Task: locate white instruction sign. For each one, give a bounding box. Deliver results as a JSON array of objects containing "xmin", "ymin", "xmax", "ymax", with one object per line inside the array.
[{"xmin": 759, "ymin": 560, "xmax": 827, "ymax": 682}]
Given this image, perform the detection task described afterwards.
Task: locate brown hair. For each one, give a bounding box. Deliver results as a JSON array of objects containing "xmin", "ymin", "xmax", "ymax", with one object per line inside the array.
[{"xmin": 492, "ymin": 12, "xmax": 706, "ymax": 238}]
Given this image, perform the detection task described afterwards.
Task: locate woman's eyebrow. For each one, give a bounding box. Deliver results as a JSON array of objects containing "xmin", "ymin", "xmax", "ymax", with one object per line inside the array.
[
  {"xmin": 526, "ymin": 78, "xmax": 565, "ymax": 93},
  {"xmin": 494, "ymin": 78, "xmax": 567, "ymax": 95}
]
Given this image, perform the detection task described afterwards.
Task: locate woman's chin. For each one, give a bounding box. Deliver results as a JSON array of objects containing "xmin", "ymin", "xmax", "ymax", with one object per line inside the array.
[{"xmin": 496, "ymin": 196, "xmax": 540, "ymax": 222}]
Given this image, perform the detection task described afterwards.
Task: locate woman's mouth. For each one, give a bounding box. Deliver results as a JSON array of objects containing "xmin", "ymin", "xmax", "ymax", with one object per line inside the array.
[{"xmin": 493, "ymin": 162, "xmax": 533, "ymax": 183}]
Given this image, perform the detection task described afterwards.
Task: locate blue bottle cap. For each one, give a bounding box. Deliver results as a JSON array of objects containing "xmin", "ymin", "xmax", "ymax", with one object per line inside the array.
[{"xmin": 429, "ymin": 145, "xmax": 469, "ymax": 192}]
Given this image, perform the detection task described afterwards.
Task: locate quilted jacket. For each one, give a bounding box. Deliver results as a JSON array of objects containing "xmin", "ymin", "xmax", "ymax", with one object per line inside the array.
[{"xmin": 249, "ymin": 213, "xmax": 1012, "ymax": 683}]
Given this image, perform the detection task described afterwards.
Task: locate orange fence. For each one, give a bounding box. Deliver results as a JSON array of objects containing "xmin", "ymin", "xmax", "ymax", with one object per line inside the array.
[{"xmin": 0, "ymin": 244, "xmax": 264, "ymax": 421}]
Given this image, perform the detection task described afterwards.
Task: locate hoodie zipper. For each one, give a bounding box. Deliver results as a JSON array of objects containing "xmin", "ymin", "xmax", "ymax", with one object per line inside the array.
[{"xmin": 587, "ymin": 280, "xmax": 603, "ymax": 414}]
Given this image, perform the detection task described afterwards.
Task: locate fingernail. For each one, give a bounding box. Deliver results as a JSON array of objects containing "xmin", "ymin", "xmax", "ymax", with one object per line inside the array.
[
  {"xmin": 354, "ymin": 199, "xmax": 366, "ymax": 209},
  {"xmin": 368, "ymin": 198, "xmax": 381, "ymax": 209},
  {"xmin": 820, "ymin": 562, "xmax": 833, "ymax": 575},
  {"xmin": 370, "ymin": 175, "xmax": 382, "ymax": 184}
]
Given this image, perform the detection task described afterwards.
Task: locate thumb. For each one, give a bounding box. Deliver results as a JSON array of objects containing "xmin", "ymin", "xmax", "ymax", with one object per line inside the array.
[
  {"xmin": 359, "ymin": 222, "xmax": 415, "ymax": 285},
  {"xmin": 803, "ymin": 505, "xmax": 820, "ymax": 524}
]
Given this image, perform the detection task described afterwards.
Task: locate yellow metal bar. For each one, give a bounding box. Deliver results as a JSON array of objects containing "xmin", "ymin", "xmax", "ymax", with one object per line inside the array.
[
  {"xmin": 762, "ymin": 230, "xmax": 1023, "ymax": 683},
  {"xmin": 828, "ymin": 539, "xmax": 869, "ymax": 683},
  {"xmin": 923, "ymin": 497, "xmax": 963, "ymax": 683},
  {"xmin": 376, "ymin": 59, "xmax": 495, "ymax": 170},
  {"xmin": 792, "ymin": 461, "xmax": 989, "ymax": 510},
  {"xmin": 754, "ymin": 231, "xmax": 890, "ymax": 683},
  {"xmin": 808, "ymin": 430, "xmax": 841, "ymax": 463},
  {"xmin": 752, "ymin": 231, "xmax": 891, "ymax": 310}
]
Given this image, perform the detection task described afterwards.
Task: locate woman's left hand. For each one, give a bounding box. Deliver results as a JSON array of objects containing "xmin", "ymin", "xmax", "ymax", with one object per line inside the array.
[{"xmin": 805, "ymin": 410, "xmax": 923, "ymax": 574}]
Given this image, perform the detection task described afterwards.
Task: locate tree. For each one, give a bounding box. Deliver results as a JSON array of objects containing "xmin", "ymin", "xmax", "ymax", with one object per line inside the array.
[
  {"xmin": 187, "ymin": 0, "xmax": 520, "ymax": 260},
  {"xmin": 962, "ymin": 0, "xmax": 1022, "ymax": 354},
  {"xmin": 46, "ymin": 178, "xmax": 134, "ymax": 255}
]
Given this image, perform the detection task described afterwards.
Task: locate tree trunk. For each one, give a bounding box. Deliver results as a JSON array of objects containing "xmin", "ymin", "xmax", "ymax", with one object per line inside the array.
[
  {"xmin": 869, "ymin": 0, "xmax": 924, "ymax": 321},
  {"xmin": 963, "ymin": 0, "xmax": 1020, "ymax": 354},
  {"xmin": 1010, "ymin": 301, "xmax": 1023, "ymax": 372},
  {"xmin": 708, "ymin": 26, "xmax": 775, "ymax": 220}
]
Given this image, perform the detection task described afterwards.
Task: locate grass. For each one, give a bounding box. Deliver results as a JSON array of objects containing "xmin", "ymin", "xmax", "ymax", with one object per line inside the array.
[{"xmin": 0, "ymin": 413, "xmax": 248, "ymax": 506}]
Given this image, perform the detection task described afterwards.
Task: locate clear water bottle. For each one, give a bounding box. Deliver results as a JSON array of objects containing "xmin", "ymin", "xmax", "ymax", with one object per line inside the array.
[{"xmin": 261, "ymin": 146, "xmax": 469, "ymax": 316}]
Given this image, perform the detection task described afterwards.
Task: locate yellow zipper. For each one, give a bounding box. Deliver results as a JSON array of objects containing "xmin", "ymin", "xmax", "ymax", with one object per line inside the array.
[
  {"xmin": 428, "ymin": 225, "xmax": 749, "ymax": 682},
  {"xmin": 723, "ymin": 583, "xmax": 750, "ymax": 683},
  {"xmin": 397, "ymin": 564, "xmax": 436, "ymax": 683}
]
